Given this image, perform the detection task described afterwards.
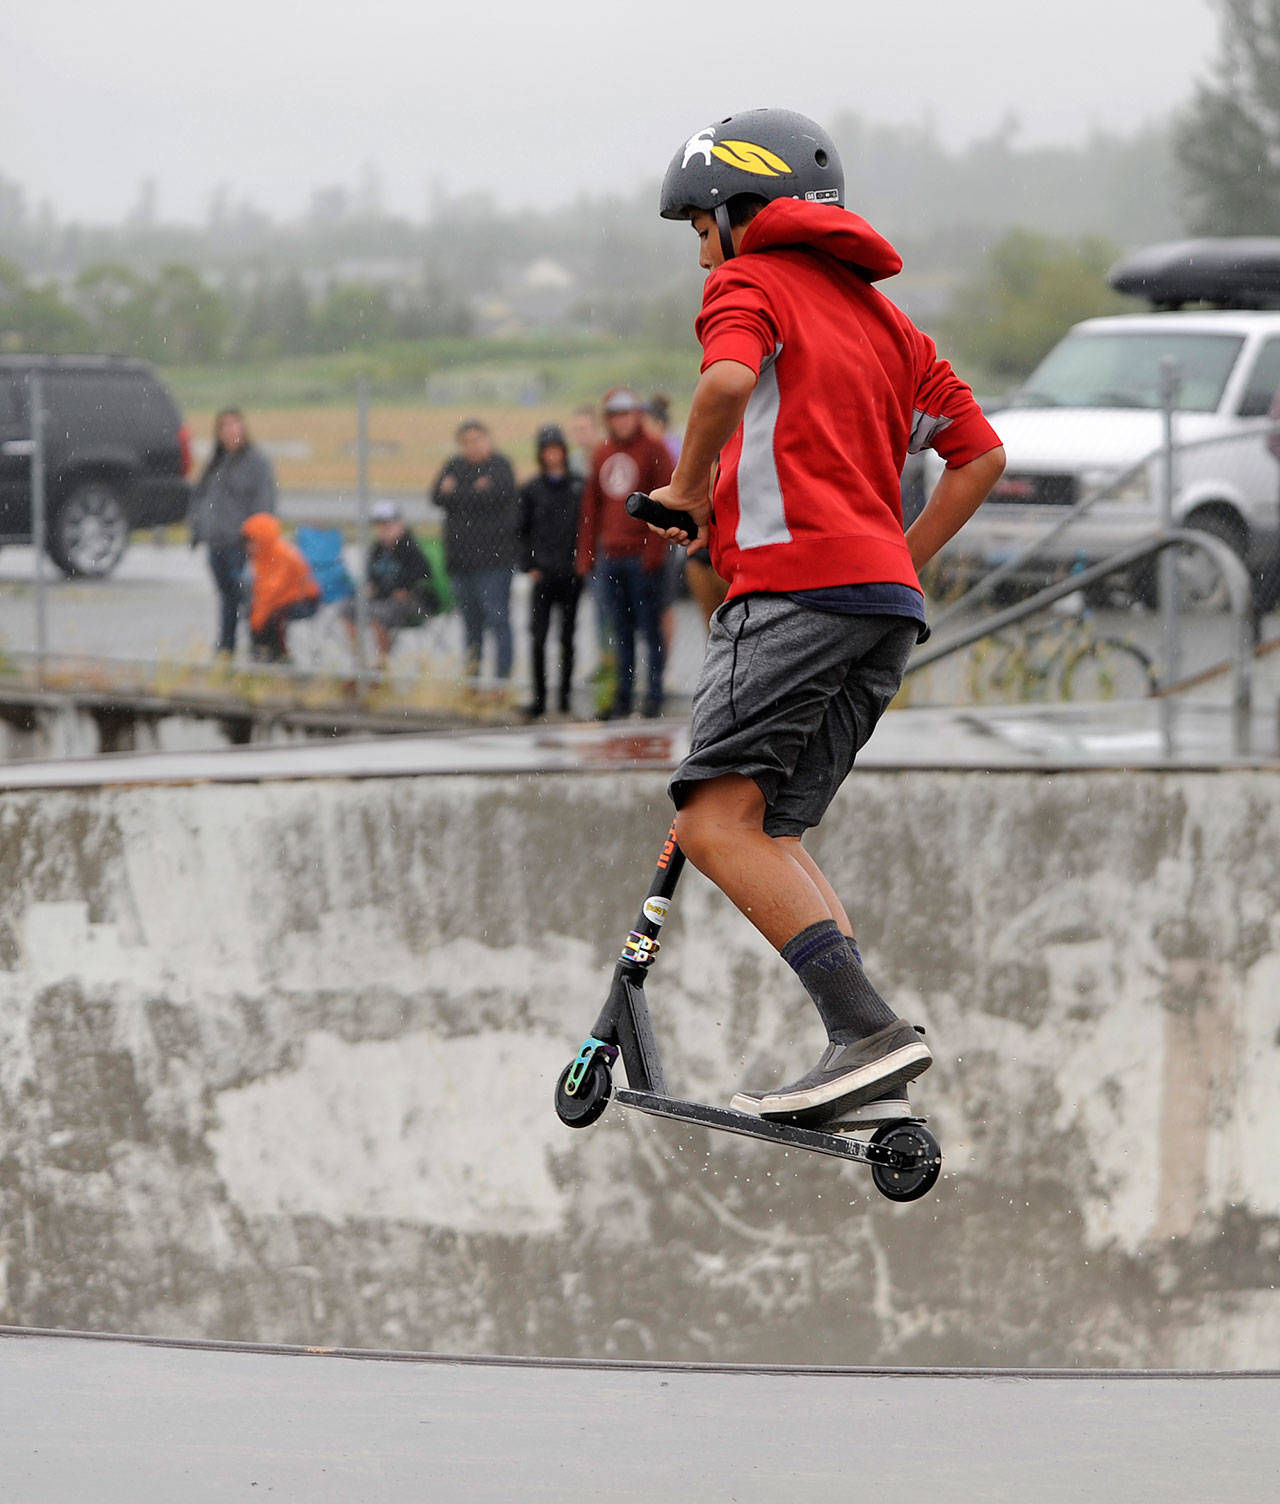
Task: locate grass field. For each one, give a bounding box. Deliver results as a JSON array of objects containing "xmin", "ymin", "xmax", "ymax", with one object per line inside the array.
[
  {"xmin": 165, "ymin": 334, "xmax": 696, "ymax": 412},
  {"xmin": 171, "ymin": 333, "xmax": 699, "ymax": 491}
]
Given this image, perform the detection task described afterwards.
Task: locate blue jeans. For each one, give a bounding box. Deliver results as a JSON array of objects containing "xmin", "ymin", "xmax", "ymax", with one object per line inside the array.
[
  {"xmin": 208, "ymin": 542, "xmax": 246, "ymax": 654},
  {"xmin": 453, "ymin": 567, "xmax": 513, "ymax": 681},
  {"xmin": 602, "ymin": 556, "xmax": 665, "ymax": 712}
]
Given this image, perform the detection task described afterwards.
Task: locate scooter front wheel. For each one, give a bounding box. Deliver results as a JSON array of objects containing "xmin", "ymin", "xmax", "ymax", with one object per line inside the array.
[{"xmin": 555, "ymin": 1056, "xmax": 613, "ymax": 1128}]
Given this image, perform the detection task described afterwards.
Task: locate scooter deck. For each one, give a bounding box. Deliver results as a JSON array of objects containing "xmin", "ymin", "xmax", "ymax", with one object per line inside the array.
[{"xmin": 615, "ymin": 1088, "xmax": 910, "ymax": 1167}]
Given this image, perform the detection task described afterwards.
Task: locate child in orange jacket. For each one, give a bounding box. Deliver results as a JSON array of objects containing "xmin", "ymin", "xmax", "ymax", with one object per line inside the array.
[{"xmin": 242, "ymin": 513, "xmax": 320, "ymax": 663}]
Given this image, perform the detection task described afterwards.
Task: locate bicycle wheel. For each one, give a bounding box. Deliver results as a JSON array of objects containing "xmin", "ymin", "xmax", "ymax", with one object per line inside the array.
[
  {"xmin": 965, "ymin": 632, "xmax": 1016, "ymax": 702},
  {"xmin": 1059, "ymin": 637, "xmax": 1158, "ymax": 701},
  {"xmin": 966, "ymin": 631, "xmax": 1054, "ymax": 702}
]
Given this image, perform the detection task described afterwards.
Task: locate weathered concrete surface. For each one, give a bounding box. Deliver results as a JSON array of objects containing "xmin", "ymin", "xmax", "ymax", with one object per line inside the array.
[
  {"xmin": 3, "ymin": 1331, "xmax": 1277, "ymax": 1504},
  {"xmin": 1, "ymin": 765, "xmax": 1278, "ymax": 1366}
]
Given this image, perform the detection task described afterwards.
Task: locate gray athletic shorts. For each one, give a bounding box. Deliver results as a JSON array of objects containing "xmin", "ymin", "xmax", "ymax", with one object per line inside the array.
[{"xmin": 669, "ymin": 594, "xmax": 918, "ymax": 838}]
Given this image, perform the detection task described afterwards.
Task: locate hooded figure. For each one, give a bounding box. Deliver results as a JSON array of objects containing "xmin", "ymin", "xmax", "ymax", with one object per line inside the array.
[{"xmin": 242, "ymin": 513, "xmax": 320, "ymax": 661}]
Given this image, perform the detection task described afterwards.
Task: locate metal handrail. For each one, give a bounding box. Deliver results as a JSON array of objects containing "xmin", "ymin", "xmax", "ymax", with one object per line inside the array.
[
  {"xmin": 907, "ymin": 528, "xmax": 1255, "ymax": 754},
  {"xmin": 930, "ymin": 415, "xmax": 1280, "ymax": 634}
]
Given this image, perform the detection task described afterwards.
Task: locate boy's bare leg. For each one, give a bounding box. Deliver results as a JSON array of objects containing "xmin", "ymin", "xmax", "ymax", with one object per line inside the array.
[
  {"xmin": 776, "ymin": 837, "xmax": 854, "ymax": 937},
  {"xmin": 674, "ymin": 774, "xmax": 834, "ymax": 948},
  {"xmin": 677, "ymin": 771, "xmax": 929, "ymax": 1117}
]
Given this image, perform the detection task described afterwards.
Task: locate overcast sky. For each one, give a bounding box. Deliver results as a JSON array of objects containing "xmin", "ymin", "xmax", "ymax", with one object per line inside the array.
[{"xmin": 2, "ymin": 0, "xmax": 1219, "ymax": 224}]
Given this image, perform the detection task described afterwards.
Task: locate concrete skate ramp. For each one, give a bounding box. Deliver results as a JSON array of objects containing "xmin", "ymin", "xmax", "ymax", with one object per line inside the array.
[
  {"xmin": 2, "ymin": 1329, "xmax": 1276, "ymax": 1504},
  {"xmin": 1, "ymin": 717, "xmax": 1280, "ymax": 1368}
]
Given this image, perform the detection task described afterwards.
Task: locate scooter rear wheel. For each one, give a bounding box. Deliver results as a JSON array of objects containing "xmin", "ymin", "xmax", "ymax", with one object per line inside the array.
[
  {"xmin": 869, "ymin": 1121, "xmax": 942, "ymax": 1202},
  {"xmin": 555, "ymin": 1056, "xmax": 612, "ymax": 1128}
]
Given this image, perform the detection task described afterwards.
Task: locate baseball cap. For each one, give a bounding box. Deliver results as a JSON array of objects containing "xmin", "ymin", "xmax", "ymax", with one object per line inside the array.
[
  {"xmin": 602, "ymin": 387, "xmax": 644, "ymax": 415},
  {"xmin": 370, "ymin": 499, "xmax": 402, "ymax": 523}
]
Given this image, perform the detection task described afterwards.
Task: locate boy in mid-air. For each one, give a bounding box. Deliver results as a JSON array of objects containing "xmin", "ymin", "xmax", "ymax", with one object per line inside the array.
[{"xmin": 648, "ymin": 109, "xmax": 1005, "ymax": 1126}]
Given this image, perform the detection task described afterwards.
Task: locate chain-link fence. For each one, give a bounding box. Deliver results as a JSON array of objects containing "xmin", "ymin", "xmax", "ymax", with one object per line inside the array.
[
  {"xmin": 0, "ymin": 371, "xmax": 714, "ymax": 716},
  {"xmin": 4, "ymin": 352, "xmax": 1280, "ymax": 723}
]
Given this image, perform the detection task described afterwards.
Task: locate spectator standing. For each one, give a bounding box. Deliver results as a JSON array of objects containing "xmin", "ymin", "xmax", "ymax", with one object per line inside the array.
[
  {"xmin": 567, "ymin": 402, "xmax": 615, "ymax": 711},
  {"xmin": 1255, "ymin": 386, "xmax": 1280, "ymax": 630},
  {"xmin": 576, "ymin": 387, "xmax": 674, "ymax": 718},
  {"xmin": 188, "ymin": 408, "xmax": 276, "ymax": 657},
  {"xmin": 567, "ymin": 405, "xmax": 602, "ymax": 478},
  {"xmin": 242, "ymin": 513, "xmax": 320, "ymax": 663},
  {"xmin": 342, "ymin": 499, "xmax": 436, "ymax": 668},
  {"xmin": 431, "ymin": 420, "xmax": 518, "ymax": 686},
  {"xmin": 517, "ymin": 424, "xmax": 585, "ymax": 718},
  {"xmin": 646, "ymin": 392, "xmax": 683, "ymax": 466}
]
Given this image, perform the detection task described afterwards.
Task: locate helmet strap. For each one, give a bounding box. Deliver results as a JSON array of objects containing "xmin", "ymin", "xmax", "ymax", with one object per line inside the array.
[{"xmin": 714, "ymin": 203, "xmax": 736, "ymax": 262}]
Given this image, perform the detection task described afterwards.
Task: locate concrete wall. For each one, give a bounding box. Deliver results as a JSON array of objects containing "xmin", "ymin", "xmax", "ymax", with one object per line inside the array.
[{"xmin": 1, "ymin": 766, "xmax": 1278, "ymax": 1367}]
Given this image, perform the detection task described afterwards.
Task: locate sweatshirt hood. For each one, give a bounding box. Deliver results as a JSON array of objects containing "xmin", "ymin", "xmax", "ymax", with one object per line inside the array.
[
  {"xmin": 242, "ymin": 512, "xmax": 282, "ymax": 545},
  {"xmin": 737, "ymin": 198, "xmax": 902, "ymax": 282}
]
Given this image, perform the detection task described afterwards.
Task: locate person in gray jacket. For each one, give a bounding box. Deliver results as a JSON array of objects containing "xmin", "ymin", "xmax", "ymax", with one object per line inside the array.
[{"xmin": 189, "ymin": 408, "xmax": 277, "ymax": 656}]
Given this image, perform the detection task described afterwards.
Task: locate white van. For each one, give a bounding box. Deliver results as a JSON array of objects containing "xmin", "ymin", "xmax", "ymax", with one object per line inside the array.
[{"xmin": 937, "ymin": 300, "xmax": 1280, "ymax": 607}]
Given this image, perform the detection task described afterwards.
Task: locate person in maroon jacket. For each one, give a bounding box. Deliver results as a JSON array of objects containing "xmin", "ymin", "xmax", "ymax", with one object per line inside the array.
[
  {"xmin": 646, "ymin": 109, "xmax": 1006, "ymax": 1126},
  {"xmin": 576, "ymin": 387, "xmax": 675, "ymax": 718}
]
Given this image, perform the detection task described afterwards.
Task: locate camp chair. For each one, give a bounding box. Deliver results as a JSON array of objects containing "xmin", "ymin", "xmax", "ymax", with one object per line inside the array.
[{"xmin": 294, "ymin": 525, "xmax": 356, "ymax": 668}]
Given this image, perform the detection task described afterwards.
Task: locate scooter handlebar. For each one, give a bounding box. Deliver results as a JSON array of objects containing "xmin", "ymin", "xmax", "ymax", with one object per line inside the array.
[{"xmin": 625, "ymin": 491, "xmax": 700, "ymax": 538}]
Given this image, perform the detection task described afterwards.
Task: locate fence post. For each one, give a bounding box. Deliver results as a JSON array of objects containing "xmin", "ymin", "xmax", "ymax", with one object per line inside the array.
[
  {"xmin": 30, "ymin": 370, "xmax": 48, "ymax": 690},
  {"xmin": 1158, "ymin": 357, "xmax": 1181, "ymax": 687},
  {"xmin": 354, "ymin": 374, "xmax": 371, "ymax": 683}
]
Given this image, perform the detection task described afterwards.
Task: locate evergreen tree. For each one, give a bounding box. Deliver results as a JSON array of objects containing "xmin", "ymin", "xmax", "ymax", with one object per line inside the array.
[{"xmin": 1175, "ymin": 0, "xmax": 1280, "ymax": 233}]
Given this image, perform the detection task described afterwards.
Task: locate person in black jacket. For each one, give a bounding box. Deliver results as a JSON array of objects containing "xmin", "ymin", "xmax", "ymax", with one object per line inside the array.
[
  {"xmin": 341, "ymin": 499, "xmax": 436, "ymax": 667},
  {"xmin": 430, "ymin": 419, "xmax": 518, "ymax": 685},
  {"xmin": 517, "ymin": 424, "xmax": 585, "ymax": 718}
]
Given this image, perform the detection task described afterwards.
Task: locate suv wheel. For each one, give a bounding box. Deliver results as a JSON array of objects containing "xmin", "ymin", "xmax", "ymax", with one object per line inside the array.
[
  {"xmin": 48, "ymin": 480, "xmax": 131, "ymax": 578},
  {"xmin": 1177, "ymin": 510, "xmax": 1248, "ymax": 613}
]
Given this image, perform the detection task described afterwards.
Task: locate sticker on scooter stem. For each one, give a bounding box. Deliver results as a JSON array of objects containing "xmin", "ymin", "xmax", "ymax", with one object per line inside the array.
[
  {"xmin": 642, "ymin": 897, "xmax": 670, "ymax": 926},
  {"xmin": 620, "ymin": 930, "xmax": 661, "ymax": 966}
]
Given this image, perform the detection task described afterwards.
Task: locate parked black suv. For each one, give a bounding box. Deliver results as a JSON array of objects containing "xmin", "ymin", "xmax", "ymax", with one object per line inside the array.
[{"xmin": 0, "ymin": 356, "xmax": 191, "ymax": 577}]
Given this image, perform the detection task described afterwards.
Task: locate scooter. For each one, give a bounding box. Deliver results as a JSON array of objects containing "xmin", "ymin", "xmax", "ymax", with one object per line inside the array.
[
  {"xmin": 553, "ymin": 821, "xmax": 943, "ymax": 1204},
  {"xmin": 555, "ymin": 492, "xmax": 941, "ymax": 1201}
]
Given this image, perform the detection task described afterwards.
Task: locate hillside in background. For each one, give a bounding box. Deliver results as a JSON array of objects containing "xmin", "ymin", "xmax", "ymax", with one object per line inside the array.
[{"xmin": 0, "ymin": 114, "xmax": 1181, "ymax": 393}]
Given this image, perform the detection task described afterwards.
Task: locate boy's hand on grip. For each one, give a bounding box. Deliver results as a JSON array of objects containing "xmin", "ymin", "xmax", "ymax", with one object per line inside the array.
[{"xmin": 629, "ymin": 488, "xmax": 710, "ymax": 554}]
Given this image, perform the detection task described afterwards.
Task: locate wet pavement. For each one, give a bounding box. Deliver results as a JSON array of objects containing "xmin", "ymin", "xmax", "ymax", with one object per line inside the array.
[
  {"xmin": 0, "ymin": 695, "xmax": 1274, "ymax": 791},
  {"xmin": 1, "ymin": 1330, "xmax": 1275, "ymax": 1503}
]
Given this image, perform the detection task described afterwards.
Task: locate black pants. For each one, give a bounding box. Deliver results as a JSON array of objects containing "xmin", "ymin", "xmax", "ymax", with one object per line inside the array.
[
  {"xmin": 208, "ymin": 542, "xmax": 246, "ymax": 654},
  {"xmin": 250, "ymin": 598, "xmax": 319, "ymax": 663},
  {"xmin": 528, "ymin": 572, "xmax": 581, "ymax": 711}
]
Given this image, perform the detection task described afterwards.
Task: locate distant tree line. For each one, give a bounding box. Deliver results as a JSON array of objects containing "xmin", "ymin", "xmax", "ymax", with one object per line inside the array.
[
  {"xmin": 0, "ymin": 254, "xmax": 474, "ymax": 363},
  {"xmin": 1, "ymin": 82, "xmax": 1262, "ymax": 386}
]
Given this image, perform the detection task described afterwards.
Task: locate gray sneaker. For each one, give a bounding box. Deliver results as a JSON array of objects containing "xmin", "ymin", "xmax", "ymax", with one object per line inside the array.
[
  {"xmin": 756, "ymin": 1020, "xmax": 932, "ymax": 1124},
  {"xmin": 729, "ymin": 1086, "xmax": 914, "ymax": 1130}
]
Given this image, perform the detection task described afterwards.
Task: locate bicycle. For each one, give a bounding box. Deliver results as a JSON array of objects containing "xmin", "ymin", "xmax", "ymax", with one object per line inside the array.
[{"xmin": 965, "ymin": 597, "xmax": 1158, "ymax": 704}]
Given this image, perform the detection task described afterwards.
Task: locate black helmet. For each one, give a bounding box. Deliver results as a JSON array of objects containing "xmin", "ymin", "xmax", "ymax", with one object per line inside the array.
[{"xmin": 659, "ymin": 108, "xmax": 843, "ymax": 260}]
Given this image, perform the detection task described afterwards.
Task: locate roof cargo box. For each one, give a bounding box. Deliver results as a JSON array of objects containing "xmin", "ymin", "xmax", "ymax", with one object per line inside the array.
[{"xmin": 1109, "ymin": 238, "xmax": 1280, "ymax": 309}]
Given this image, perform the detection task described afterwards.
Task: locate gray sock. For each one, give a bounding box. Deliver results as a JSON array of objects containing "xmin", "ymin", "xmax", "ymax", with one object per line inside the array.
[{"xmin": 780, "ymin": 919, "xmax": 897, "ymax": 1044}]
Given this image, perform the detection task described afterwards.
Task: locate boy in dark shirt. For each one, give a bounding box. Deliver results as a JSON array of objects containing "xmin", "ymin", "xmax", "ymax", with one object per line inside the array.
[
  {"xmin": 517, "ymin": 424, "xmax": 585, "ymax": 718},
  {"xmin": 342, "ymin": 499, "xmax": 434, "ymax": 667},
  {"xmin": 646, "ymin": 109, "xmax": 1005, "ymax": 1125}
]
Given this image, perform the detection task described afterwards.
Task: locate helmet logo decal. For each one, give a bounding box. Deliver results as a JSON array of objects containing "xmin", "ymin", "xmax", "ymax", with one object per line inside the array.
[
  {"xmin": 682, "ymin": 128, "xmax": 716, "ymax": 168},
  {"xmin": 710, "ymin": 139, "xmax": 793, "ymax": 177}
]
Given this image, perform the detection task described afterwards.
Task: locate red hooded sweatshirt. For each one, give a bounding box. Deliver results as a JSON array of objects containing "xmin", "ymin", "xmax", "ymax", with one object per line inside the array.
[{"xmin": 696, "ymin": 198, "xmax": 1001, "ymax": 599}]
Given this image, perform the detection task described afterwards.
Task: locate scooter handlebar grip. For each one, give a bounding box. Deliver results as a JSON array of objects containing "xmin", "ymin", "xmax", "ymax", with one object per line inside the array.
[{"xmin": 626, "ymin": 491, "xmax": 699, "ymax": 537}]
